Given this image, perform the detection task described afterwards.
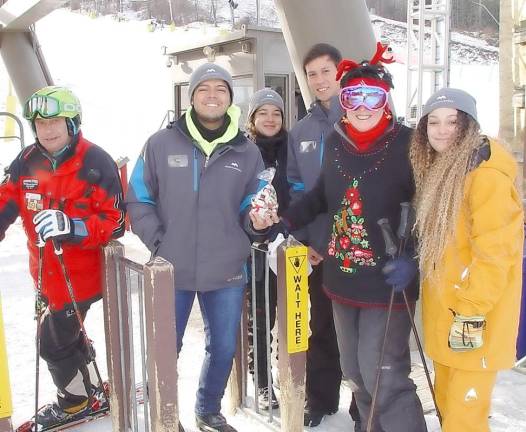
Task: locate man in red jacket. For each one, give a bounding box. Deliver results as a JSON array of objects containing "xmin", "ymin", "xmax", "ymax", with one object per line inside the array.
[{"xmin": 0, "ymin": 86, "xmax": 125, "ymax": 428}]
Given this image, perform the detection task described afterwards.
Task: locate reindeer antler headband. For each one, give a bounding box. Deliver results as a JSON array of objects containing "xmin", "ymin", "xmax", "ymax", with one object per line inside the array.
[{"xmin": 336, "ymin": 42, "xmax": 395, "ymax": 81}]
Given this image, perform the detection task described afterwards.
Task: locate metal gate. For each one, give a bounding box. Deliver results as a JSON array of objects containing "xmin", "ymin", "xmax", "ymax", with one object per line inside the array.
[{"xmin": 103, "ymin": 241, "xmax": 179, "ymax": 432}]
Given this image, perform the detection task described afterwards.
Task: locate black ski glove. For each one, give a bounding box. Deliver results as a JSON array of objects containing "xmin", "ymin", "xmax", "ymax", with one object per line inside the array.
[{"xmin": 382, "ymin": 254, "xmax": 418, "ymax": 292}]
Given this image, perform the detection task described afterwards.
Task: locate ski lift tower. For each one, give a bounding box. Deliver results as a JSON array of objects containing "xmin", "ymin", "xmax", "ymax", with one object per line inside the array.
[{"xmin": 405, "ymin": 0, "xmax": 452, "ymax": 126}]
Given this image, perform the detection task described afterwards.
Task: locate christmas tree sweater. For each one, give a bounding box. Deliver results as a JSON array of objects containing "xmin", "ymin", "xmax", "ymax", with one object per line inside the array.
[{"xmin": 282, "ymin": 121, "xmax": 418, "ymax": 307}]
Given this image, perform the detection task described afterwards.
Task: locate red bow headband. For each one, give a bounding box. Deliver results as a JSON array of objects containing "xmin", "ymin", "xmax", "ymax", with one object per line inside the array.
[{"xmin": 335, "ymin": 42, "xmax": 395, "ymax": 82}]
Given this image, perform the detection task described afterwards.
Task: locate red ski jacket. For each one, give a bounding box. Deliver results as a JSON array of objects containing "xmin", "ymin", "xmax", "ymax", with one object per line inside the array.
[{"xmin": 0, "ymin": 134, "xmax": 125, "ymax": 311}]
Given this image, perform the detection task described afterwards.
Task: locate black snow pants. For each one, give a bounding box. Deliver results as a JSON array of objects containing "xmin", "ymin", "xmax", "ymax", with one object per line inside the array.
[
  {"xmin": 305, "ymin": 263, "xmax": 346, "ymax": 414},
  {"xmin": 39, "ymin": 302, "xmax": 94, "ymax": 411}
]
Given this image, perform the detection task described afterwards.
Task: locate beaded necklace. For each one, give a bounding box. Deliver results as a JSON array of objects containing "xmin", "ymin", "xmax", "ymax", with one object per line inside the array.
[{"xmin": 333, "ymin": 123, "xmax": 401, "ymax": 182}]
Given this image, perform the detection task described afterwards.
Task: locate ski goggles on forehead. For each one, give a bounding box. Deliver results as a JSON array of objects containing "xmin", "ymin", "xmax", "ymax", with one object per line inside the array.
[
  {"xmin": 339, "ymin": 85, "xmax": 388, "ymax": 112},
  {"xmin": 23, "ymin": 95, "xmax": 70, "ymax": 120}
]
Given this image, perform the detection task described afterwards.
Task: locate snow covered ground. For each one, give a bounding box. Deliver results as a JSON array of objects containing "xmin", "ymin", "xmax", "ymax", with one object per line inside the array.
[
  {"xmin": 0, "ymin": 7, "xmax": 524, "ymax": 432},
  {"xmin": 3, "ymin": 223, "xmax": 525, "ymax": 431}
]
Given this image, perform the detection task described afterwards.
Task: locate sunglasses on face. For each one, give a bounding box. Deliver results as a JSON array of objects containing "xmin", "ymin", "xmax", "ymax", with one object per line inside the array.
[{"xmin": 339, "ymin": 85, "xmax": 388, "ymax": 112}]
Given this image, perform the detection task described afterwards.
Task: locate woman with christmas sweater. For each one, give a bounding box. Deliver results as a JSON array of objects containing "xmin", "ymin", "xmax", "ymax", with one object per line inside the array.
[
  {"xmin": 410, "ymin": 88, "xmax": 523, "ymax": 432},
  {"xmin": 278, "ymin": 45, "xmax": 427, "ymax": 432}
]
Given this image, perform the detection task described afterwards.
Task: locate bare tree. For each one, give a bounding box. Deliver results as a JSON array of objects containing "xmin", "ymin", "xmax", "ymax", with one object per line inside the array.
[{"xmin": 210, "ymin": 0, "xmax": 218, "ymax": 26}]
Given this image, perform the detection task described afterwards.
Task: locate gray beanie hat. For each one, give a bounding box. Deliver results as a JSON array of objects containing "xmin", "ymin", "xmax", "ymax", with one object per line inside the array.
[
  {"xmin": 248, "ymin": 88, "xmax": 284, "ymax": 120},
  {"xmin": 422, "ymin": 88, "xmax": 477, "ymax": 122},
  {"xmin": 188, "ymin": 62, "xmax": 234, "ymax": 101}
]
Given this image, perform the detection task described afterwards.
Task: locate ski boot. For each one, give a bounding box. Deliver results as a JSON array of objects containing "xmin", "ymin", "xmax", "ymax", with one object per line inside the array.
[{"xmin": 34, "ymin": 401, "xmax": 90, "ymax": 430}]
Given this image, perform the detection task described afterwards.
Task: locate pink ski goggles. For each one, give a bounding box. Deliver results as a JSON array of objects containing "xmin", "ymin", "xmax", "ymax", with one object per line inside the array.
[{"xmin": 339, "ymin": 85, "xmax": 388, "ymax": 112}]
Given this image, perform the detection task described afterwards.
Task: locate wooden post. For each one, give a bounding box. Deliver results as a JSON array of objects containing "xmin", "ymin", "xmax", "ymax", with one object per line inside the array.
[
  {"xmin": 143, "ymin": 257, "xmax": 179, "ymax": 432},
  {"xmin": 103, "ymin": 241, "xmax": 132, "ymax": 432},
  {"xmin": 0, "ymin": 419, "xmax": 12, "ymax": 432},
  {"xmin": 276, "ymin": 238, "xmax": 309, "ymax": 432},
  {"xmin": 227, "ymin": 290, "xmax": 249, "ymax": 413},
  {"xmin": 0, "ymin": 291, "xmax": 12, "ymax": 432}
]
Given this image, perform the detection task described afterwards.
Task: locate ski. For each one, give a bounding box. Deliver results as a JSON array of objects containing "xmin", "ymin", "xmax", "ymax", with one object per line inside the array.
[
  {"xmin": 16, "ymin": 406, "xmax": 110, "ymax": 432},
  {"xmin": 16, "ymin": 381, "xmax": 146, "ymax": 432}
]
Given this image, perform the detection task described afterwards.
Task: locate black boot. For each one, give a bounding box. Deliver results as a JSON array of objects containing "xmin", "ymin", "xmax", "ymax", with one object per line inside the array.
[
  {"xmin": 303, "ymin": 406, "xmax": 337, "ymax": 427},
  {"xmin": 258, "ymin": 386, "xmax": 279, "ymax": 410},
  {"xmin": 196, "ymin": 413, "xmax": 237, "ymax": 432}
]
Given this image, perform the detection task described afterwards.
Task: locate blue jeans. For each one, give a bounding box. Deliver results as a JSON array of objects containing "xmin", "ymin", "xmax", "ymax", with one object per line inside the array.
[{"xmin": 176, "ymin": 286, "xmax": 245, "ymax": 415}]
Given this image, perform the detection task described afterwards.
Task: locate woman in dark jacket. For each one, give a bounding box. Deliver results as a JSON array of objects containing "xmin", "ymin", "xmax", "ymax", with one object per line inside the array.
[
  {"xmin": 256, "ymin": 46, "xmax": 428, "ymax": 431},
  {"xmin": 246, "ymin": 88, "xmax": 290, "ymax": 410}
]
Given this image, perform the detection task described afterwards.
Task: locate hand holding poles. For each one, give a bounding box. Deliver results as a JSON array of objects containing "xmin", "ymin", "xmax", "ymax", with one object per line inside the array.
[{"xmin": 379, "ymin": 217, "xmax": 416, "ymax": 293}]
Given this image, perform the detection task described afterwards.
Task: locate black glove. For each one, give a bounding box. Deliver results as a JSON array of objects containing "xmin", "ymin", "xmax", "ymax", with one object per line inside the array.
[
  {"xmin": 382, "ymin": 254, "xmax": 418, "ymax": 292},
  {"xmin": 267, "ymin": 219, "xmax": 290, "ymax": 242}
]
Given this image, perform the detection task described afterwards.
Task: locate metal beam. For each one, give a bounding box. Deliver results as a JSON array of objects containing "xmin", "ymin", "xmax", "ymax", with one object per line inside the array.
[
  {"xmin": 273, "ymin": 0, "xmax": 376, "ymax": 107},
  {"xmin": 0, "ymin": 0, "xmax": 66, "ymax": 30},
  {"xmin": 0, "ymin": 30, "xmax": 53, "ymax": 104}
]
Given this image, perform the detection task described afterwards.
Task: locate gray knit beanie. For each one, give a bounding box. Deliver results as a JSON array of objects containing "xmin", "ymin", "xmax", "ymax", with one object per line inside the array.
[
  {"xmin": 247, "ymin": 88, "xmax": 284, "ymax": 121},
  {"xmin": 422, "ymin": 88, "xmax": 477, "ymax": 122},
  {"xmin": 188, "ymin": 62, "xmax": 233, "ymax": 101}
]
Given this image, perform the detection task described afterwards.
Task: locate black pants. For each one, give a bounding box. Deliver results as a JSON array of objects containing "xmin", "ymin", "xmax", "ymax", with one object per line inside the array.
[
  {"xmin": 247, "ymin": 249, "xmax": 278, "ymax": 388},
  {"xmin": 40, "ymin": 302, "xmax": 94, "ymax": 410},
  {"xmin": 305, "ymin": 263, "xmax": 344, "ymax": 413}
]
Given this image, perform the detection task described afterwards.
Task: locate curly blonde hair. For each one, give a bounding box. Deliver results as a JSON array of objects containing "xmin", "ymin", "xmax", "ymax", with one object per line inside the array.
[{"xmin": 409, "ymin": 111, "xmax": 482, "ymax": 279}]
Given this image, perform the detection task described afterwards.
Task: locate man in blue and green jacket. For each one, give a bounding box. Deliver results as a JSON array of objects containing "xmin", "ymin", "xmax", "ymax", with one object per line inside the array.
[{"xmin": 127, "ymin": 63, "xmax": 268, "ymax": 432}]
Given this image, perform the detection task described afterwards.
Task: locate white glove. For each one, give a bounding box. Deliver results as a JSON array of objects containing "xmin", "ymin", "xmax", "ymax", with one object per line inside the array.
[{"xmin": 33, "ymin": 209, "xmax": 71, "ymax": 242}]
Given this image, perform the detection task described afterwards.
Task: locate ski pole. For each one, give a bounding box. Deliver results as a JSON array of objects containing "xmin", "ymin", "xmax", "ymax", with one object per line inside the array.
[
  {"xmin": 366, "ymin": 218, "xmax": 398, "ymax": 432},
  {"xmin": 51, "ymin": 239, "xmax": 110, "ymax": 406},
  {"xmin": 34, "ymin": 237, "xmax": 45, "ymax": 431},
  {"xmin": 397, "ymin": 203, "xmax": 442, "ymax": 426}
]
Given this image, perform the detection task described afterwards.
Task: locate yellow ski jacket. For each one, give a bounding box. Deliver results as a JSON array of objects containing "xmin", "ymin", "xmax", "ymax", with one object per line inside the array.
[{"xmin": 422, "ymin": 140, "xmax": 524, "ymax": 371}]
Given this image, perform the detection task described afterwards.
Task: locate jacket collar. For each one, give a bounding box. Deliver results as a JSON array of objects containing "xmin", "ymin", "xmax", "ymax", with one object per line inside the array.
[
  {"xmin": 174, "ymin": 113, "xmax": 248, "ymax": 153},
  {"xmin": 308, "ymin": 95, "xmax": 343, "ymax": 124}
]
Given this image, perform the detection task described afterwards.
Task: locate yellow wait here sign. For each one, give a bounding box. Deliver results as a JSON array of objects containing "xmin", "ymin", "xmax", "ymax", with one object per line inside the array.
[{"xmin": 285, "ymin": 245, "xmax": 309, "ymax": 354}]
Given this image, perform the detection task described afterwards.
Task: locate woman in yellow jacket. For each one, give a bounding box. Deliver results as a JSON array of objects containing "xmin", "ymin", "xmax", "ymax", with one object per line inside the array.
[{"xmin": 409, "ymin": 88, "xmax": 524, "ymax": 431}]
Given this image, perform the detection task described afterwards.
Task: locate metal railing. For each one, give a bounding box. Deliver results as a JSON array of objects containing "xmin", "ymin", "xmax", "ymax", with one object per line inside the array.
[
  {"xmin": 229, "ymin": 237, "xmax": 309, "ymax": 431},
  {"xmin": 104, "ymin": 237, "xmax": 309, "ymax": 431},
  {"xmin": 0, "ymin": 112, "xmax": 25, "ymax": 150}
]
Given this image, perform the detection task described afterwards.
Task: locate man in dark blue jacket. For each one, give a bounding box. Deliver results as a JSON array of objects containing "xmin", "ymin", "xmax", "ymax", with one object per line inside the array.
[{"xmin": 287, "ymin": 43, "xmax": 360, "ymax": 430}]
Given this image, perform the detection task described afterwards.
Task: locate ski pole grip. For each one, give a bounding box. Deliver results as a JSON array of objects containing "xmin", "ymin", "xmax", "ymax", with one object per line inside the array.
[
  {"xmin": 52, "ymin": 239, "xmax": 63, "ymax": 256},
  {"xmin": 397, "ymin": 202, "xmax": 411, "ymax": 240},
  {"xmin": 36, "ymin": 233, "xmax": 46, "ymax": 248},
  {"xmin": 377, "ymin": 218, "xmax": 398, "ymax": 258}
]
